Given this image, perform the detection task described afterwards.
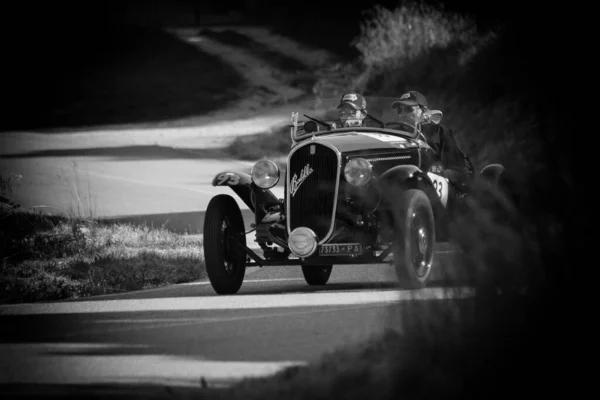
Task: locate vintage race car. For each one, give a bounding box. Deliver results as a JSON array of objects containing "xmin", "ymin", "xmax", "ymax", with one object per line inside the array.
[{"xmin": 203, "ymin": 96, "xmax": 508, "ymax": 294}]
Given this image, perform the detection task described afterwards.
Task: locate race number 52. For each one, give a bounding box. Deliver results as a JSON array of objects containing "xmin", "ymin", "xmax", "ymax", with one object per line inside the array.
[{"xmin": 426, "ymin": 172, "xmax": 449, "ymax": 206}]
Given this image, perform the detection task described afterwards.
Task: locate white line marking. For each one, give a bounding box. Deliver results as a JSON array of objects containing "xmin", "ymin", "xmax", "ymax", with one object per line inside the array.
[
  {"xmin": 60, "ymin": 303, "xmax": 396, "ymax": 337},
  {"xmin": 0, "ymin": 287, "xmax": 476, "ymax": 315}
]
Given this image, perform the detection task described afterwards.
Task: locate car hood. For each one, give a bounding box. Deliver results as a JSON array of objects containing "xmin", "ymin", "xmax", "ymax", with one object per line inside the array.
[{"xmin": 310, "ymin": 131, "xmax": 419, "ymax": 154}]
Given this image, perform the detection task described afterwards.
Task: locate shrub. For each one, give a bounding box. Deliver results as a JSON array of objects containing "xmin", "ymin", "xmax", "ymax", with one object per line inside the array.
[
  {"xmin": 353, "ymin": 3, "xmax": 478, "ymax": 75},
  {"xmin": 0, "ymin": 211, "xmax": 205, "ymax": 304}
]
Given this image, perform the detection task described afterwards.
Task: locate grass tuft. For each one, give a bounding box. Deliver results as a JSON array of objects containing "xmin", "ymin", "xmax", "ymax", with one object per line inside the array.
[{"xmin": 0, "ymin": 211, "xmax": 205, "ymax": 304}]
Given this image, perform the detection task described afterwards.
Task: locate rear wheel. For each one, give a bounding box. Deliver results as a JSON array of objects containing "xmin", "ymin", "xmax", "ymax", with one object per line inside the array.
[
  {"xmin": 203, "ymin": 194, "xmax": 247, "ymax": 294},
  {"xmin": 392, "ymin": 189, "xmax": 435, "ymax": 288},
  {"xmin": 301, "ymin": 265, "xmax": 332, "ymax": 285}
]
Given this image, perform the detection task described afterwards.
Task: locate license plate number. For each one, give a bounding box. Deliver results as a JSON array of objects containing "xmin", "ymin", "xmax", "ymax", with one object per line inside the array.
[{"xmin": 319, "ymin": 243, "xmax": 363, "ymax": 256}]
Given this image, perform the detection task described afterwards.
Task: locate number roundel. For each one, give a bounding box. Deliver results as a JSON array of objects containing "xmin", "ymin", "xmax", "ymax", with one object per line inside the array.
[
  {"xmin": 432, "ymin": 179, "xmax": 442, "ymax": 197},
  {"xmin": 216, "ymin": 173, "xmax": 240, "ymax": 186},
  {"xmin": 426, "ymin": 172, "xmax": 448, "ymax": 206}
]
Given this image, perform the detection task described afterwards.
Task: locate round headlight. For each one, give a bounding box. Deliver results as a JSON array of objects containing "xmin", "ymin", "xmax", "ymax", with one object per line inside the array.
[
  {"xmin": 288, "ymin": 227, "xmax": 318, "ymax": 258},
  {"xmin": 344, "ymin": 158, "xmax": 372, "ymax": 187},
  {"xmin": 251, "ymin": 160, "xmax": 280, "ymax": 189}
]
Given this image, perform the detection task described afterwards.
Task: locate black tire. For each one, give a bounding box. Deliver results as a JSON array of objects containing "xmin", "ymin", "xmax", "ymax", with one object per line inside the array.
[
  {"xmin": 203, "ymin": 194, "xmax": 247, "ymax": 295},
  {"xmin": 301, "ymin": 265, "xmax": 332, "ymax": 285},
  {"xmin": 392, "ymin": 189, "xmax": 435, "ymax": 288}
]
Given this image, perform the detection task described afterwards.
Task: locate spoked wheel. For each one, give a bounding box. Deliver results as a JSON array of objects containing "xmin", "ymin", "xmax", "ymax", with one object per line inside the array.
[
  {"xmin": 392, "ymin": 189, "xmax": 435, "ymax": 288},
  {"xmin": 203, "ymin": 194, "xmax": 247, "ymax": 294},
  {"xmin": 301, "ymin": 265, "xmax": 333, "ymax": 285}
]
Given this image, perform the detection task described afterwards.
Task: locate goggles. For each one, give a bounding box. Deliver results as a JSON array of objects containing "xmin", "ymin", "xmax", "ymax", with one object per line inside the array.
[
  {"xmin": 339, "ymin": 108, "xmax": 362, "ymax": 116},
  {"xmin": 395, "ymin": 105, "xmax": 418, "ymax": 113}
]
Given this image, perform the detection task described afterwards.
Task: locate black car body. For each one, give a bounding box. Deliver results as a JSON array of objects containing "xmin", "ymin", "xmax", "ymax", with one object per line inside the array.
[{"xmin": 203, "ymin": 97, "xmax": 506, "ymax": 294}]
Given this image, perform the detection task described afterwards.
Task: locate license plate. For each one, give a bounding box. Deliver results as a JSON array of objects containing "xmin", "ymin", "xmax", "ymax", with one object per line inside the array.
[{"xmin": 319, "ymin": 243, "xmax": 363, "ymax": 256}]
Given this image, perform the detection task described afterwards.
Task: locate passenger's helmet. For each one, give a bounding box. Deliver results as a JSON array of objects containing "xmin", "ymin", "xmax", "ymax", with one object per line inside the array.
[
  {"xmin": 391, "ymin": 90, "xmax": 427, "ymax": 127},
  {"xmin": 337, "ymin": 93, "xmax": 367, "ymax": 127}
]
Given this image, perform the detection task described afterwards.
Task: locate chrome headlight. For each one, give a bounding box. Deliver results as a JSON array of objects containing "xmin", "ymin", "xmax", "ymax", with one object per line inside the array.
[
  {"xmin": 344, "ymin": 157, "xmax": 372, "ymax": 187},
  {"xmin": 251, "ymin": 160, "xmax": 280, "ymax": 189},
  {"xmin": 288, "ymin": 227, "xmax": 318, "ymax": 258}
]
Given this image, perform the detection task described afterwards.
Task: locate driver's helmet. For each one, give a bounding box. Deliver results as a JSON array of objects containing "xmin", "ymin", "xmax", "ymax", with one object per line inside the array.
[
  {"xmin": 337, "ymin": 92, "xmax": 367, "ymax": 127},
  {"xmin": 391, "ymin": 91, "xmax": 428, "ymax": 127}
]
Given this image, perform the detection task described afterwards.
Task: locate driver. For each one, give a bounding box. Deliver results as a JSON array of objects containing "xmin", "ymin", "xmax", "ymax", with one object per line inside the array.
[
  {"xmin": 391, "ymin": 91, "xmax": 475, "ymax": 194},
  {"xmin": 336, "ymin": 92, "xmax": 368, "ymax": 127}
]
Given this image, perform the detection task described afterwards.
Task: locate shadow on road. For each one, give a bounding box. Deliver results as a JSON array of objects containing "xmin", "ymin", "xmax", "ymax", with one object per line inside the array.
[
  {"xmin": 1, "ymin": 145, "xmax": 234, "ymax": 161},
  {"xmin": 66, "ymin": 262, "xmax": 470, "ymax": 301},
  {"xmin": 0, "ymin": 382, "xmax": 211, "ymax": 399}
]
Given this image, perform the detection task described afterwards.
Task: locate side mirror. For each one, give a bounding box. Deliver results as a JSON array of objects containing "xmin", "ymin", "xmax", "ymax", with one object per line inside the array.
[{"xmin": 423, "ymin": 110, "xmax": 443, "ymax": 125}]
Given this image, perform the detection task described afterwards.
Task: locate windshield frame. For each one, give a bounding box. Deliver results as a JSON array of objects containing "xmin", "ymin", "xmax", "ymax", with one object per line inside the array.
[{"xmin": 290, "ymin": 96, "xmax": 425, "ymax": 143}]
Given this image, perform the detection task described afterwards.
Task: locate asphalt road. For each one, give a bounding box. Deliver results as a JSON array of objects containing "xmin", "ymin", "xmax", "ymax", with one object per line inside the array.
[
  {"xmin": 0, "ymin": 127, "xmax": 468, "ymax": 394},
  {"xmin": 0, "ymin": 126, "xmax": 287, "ymax": 225},
  {"xmin": 0, "ymin": 93, "xmax": 470, "ymax": 399},
  {"xmin": 0, "ymin": 256, "xmax": 472, "ymax": 395}
]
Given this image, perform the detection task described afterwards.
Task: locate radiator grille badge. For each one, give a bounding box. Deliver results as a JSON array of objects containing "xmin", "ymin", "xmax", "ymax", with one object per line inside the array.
[{"xmin": 290, "ymin": 163, "xmax": 314, "ymax": 198}]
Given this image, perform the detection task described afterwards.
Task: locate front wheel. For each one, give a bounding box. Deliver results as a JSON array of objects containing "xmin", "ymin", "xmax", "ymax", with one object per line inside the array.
[
  {"xmin": 301, "ymin": 265, "xmax": 332, "ymax": 285},
  {"xmin": 203, "ymin": 194, "xmax": 247, "ymax": 294},
  {"xmin": 392, "ymin": 189, "xmax": 435, "ymax": 288}
]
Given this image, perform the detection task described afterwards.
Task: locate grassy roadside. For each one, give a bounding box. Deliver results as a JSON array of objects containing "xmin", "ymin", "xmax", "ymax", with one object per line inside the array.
[{"xmin": 0, "ymin": 209, "xmax": 205, "ymax": 305}]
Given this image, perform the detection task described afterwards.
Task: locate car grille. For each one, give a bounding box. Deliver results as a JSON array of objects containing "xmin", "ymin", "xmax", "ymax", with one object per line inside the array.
[{"xmin": 287, "ymin": 142, "xmax": 339, "ymax": 241}]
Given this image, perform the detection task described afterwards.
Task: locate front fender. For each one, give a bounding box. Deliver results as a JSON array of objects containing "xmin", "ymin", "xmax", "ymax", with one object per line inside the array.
[
  {"xmin": 211, "ymin": 171, "xmax": 281, "ymax": 221},
  {"xmin": 375, "ymin": 164, "xmax": 446, "ymax": 217},
  {"xmin": 212, "ymin": 171, "xmax": 254, "ymax": 212},
  {"xmin": 378, "ymin": 164, "xmax": 423, "ymax": 183}
]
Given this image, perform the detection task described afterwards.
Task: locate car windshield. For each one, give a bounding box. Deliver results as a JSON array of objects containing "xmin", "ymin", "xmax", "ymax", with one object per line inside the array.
[{"xmin": 291, "ymin": 96, "xmax": 421, "ymax": 141}]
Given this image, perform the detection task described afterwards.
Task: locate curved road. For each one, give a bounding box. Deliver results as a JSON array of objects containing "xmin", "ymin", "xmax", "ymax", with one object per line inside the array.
[
  {"xmin": 0, "ymin": 255, "xmax": 472, "ymax": 395},
  {"xmin": 0, "ymin": 24, "xmax": 473, "ymax": 397}
]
